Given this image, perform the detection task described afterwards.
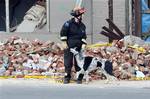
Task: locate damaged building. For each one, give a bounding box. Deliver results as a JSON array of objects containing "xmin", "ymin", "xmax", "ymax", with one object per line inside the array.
[{"xmin": 0, "ymin": 0, "xmax": 150, "ymax": 43}]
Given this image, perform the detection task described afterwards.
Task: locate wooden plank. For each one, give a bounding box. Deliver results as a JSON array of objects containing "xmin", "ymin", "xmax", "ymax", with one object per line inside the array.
[
  {"xmin": 106, "ymin": 19, "xmax": 125, "ymax": 38},
  {"xmin": 100, "ymin": 31, "xmax": 114, "ymax": 41},
  {"xmin": 102, "ymin": 26, "xmax": 122, "ymax": 39},
  {"xmin": 100, "ymin": 30, "xmax": 121, "ymax": 40}
]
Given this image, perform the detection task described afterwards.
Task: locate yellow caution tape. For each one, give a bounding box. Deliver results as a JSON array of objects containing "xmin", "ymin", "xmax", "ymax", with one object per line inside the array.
[
  {"xmin": 138, "ymin": 47, "xmax": 146, "ymax": 53},
  {"xmin": 24, "ymin": 75, "xmax": 48, "ymax": 79},
  {"xmin": 87, "ymin": 43, "xmax": 112, "ymax": 48},
  {"xmin": 1, "ymin": 76, "xmax": 150, "ymax": 82},
  {"xmin": 128, "ymin": 46, "xmax": 146, "ymax": 53},
  {"xmin": 0, "ymin": 76, "xmax": 15, "ymax": 79},
  {"xmin": 0, "ymin": 76, "xmax": 9, "ymax": 79},
  {"xmin": 86, "ymin": 42, "xmax": 147, "ymax": 54},
  {"xmin": 0, "ymin": 75, "xmax": 63, "ymax": 79},
  {"xmin": 130, "ymin": 77, "xmax": 150, "ymax": 81}
]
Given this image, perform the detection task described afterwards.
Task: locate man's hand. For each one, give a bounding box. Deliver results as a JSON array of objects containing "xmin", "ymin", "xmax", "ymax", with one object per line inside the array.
[{"xmin": 62, "ymin": 41, "xmax": 68, "ymax": 49}]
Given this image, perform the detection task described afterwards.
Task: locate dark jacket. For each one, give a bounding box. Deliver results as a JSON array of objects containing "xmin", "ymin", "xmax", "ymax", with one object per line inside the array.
[{"xmin": 60, "ymin": 18, "xmax": 87, "ymax": 48}]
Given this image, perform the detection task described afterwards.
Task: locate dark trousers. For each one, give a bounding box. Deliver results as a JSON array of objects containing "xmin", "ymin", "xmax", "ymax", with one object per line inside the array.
[{"xmin": 64, "ymin": 48, "xmax": 81, "ymax": 76}]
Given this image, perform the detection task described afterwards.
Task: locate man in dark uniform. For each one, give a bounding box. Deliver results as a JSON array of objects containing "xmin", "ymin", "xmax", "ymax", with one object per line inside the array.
[{"xmin": 60, "ymin": 7, "xmax": 87, "ymax": 84}]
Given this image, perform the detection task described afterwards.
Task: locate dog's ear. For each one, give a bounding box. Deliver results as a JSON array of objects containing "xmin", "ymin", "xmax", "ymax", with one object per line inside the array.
[{"xmin": 95, "ymin": 57, "xmax": 98, "ymax": 60}]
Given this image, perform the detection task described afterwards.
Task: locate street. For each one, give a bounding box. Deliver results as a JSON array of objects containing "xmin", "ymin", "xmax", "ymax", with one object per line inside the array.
[{"xmin": 0, "ymin": 79, "xmax": 150, "ymax": 99}]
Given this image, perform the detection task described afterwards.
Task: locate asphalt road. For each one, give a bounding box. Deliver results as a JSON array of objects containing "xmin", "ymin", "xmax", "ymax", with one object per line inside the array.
[{"xmin": 0, "ymin": 79, "xmax": 150, "ymax": 99}]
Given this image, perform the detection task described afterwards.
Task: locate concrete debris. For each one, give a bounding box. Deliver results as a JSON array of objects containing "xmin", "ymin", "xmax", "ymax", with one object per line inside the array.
[{"xmin": 0, "ymin": 36, "xmax": 150, "ymax": 81}]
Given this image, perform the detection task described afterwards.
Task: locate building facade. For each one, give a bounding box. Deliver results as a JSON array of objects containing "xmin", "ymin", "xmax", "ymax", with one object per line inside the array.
[{"xmin": 0, "ymin": 0, "xmax": 128, "ymax": 43}]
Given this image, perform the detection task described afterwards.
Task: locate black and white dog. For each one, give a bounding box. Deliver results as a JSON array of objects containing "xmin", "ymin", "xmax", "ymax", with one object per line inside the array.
[{"xmin": 70, "ymin": 48, "xmax": 117, "ymax": 83}]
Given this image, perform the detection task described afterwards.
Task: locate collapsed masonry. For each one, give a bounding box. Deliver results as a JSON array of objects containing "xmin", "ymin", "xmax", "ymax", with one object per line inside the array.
[{"xmin": 0, "ymin": 36, "xmax": 150, "ymax": 81}]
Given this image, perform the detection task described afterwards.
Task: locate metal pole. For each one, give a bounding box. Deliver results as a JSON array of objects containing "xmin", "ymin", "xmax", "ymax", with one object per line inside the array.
[
  {"xmin": 5, "ymin": 0, "xmax": 10, "ymax": 32},
  {"xmin": 129, "ymin": 0, "xmax": 132, "ymax": 35},
  {"xmin": 131, "ymin": 0, "xmax": 135, "ymax": 35},
  {"xmin": 108, "ymin": 0, "xmax": 113, "ymax": 30},
  {"xmin": 91, "ymin": 0, "xmax": 93, "ymax": 44},
  {"xmin": 46, "ymin": 0, "xmax": 50, "ymax": 32},
  {"xmin": 125, "ymin": 0, "xmax": 130, "ymax": 35},
  {"xmin": 108, "ymin": 0, "xmax": 113, "ymax": 42}
]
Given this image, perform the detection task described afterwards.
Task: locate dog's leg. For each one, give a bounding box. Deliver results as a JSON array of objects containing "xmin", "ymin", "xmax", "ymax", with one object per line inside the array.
[
  {"xmin": 100, "ymin": 59, "xmax": 118, "ymax": 84},
  {"xmin": 76, "ymin": 69, "xmax": 84, "ymax": 79},
  {"xmin": 76, "ymin": 71, "xmax": 80, "ymax": 80},
  {"xmin": 101, "ymin": 69, "xmax": 111, "ymax": 84},
  {"xmin": 98, "ymin": 68, "xmax": 113, "ymax": 84},
  {"xmin": 84, "ymin": 71, "xmax": 89, "ymax": 84},
  {"xmin": 101, "ymin": 69, "xmax": 118, "ymax": 84}
]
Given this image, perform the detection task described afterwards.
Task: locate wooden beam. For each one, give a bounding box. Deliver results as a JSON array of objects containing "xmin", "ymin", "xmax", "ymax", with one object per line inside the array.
[
  {"xmin": 102, "ymin": 26, "xmax": 122, "ymax": 39},
  {"xmin": 132, "ymin": 0, "xmax": 141, "ymax": 37},
  {"xmin": 100, "ymin": 31, "xmax": 114, "ymax": 41},
  {"xmin": 134, "ymin": 0, "xmax": 142, "ymax": 37},
  {"xmin": 106, "ymin": 19, "xmax": 125, "ymax": 38}
]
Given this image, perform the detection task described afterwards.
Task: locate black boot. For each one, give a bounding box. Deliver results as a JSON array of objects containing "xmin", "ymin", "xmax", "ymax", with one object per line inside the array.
[
  {"xmin": 77, "ymin": 74, "xmax": 84, "ymax": 84},
  {"xmin": 63, "ymin": 74, "xmax": 71, "ymax": 84}
]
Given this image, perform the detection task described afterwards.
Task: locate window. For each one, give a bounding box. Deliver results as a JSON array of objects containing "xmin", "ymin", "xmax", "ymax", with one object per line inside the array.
[
  {"xmin": 0, "ymin": 0, "xmax": 6, "ymax": 32},
  {"xmin": 148, "ymin": 0, "xmax": 150, "ymax": 9},
  {"xmin": 0, "ymin": 0, "xmax": 50, "ymax": 33}
]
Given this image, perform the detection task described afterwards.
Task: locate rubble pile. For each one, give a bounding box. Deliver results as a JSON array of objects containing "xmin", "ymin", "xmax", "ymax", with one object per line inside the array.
[
  {"xmin": 86, "ymin": 38, "xmax": 150, "ymax": 80},
  {"xmin": 0, "ymin": 36, "xmax": 64, "ymax": 77},
  {"xmin": 0, "ymin": 36, "xmax": 150, "ymax": 81}
]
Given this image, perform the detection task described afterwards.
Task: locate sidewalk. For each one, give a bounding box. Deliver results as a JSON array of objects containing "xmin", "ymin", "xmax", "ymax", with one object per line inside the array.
[{"xmin": 1, "ymin": 79, "xmax": 150, "ymax": 88}]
